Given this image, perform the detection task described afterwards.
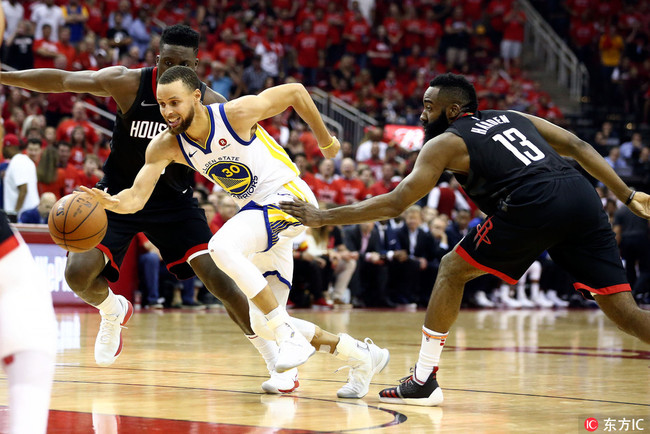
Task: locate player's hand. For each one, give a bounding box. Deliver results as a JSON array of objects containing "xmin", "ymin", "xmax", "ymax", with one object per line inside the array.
[
  {"xmin": 628, "ymin": 191, "xmax": 650, "ymax": 219},
  {"xmin": 280, "ymin": 198, "xmax": 325, "ymax": 227},
  {"xmin": 79, "ymin": 186, "xmax": 120, "ymax": 210}
]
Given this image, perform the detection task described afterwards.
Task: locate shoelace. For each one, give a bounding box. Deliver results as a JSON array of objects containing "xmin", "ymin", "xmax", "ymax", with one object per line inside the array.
[
  {"xmin": 397, "ymin": 366, "xmax": 417, "ymax": 385},
  {"xmin": 98, "ymin": 315, "xmax": 127, "ymax": 344}
]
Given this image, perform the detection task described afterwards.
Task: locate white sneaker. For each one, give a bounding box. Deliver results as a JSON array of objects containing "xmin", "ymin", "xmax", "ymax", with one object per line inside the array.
[
  {"xmin": 532, "ymin": 292, "xmax": 554, "ymax": 308},
  {"xmin": 95, "ymin": 295, "xmax": 134, "ymax": 366},
  {"xmin": 516, "ymin": 296, "xmax": 536, "ymax": 308},
  {"xmin": 337, "ymin": 337, "xmax": 390, "ymax": 399},
  {"xmin": 546, "ymin": 290, "xmax": 570, "ymax": 307},
  {"xmin": 274, "ymin": 323, "xmax": 316, "ymax": 373},
  {"xmin": 475, "ymin": 290, "xmax": 495, "ymax": 307},
  {"xmin": 262, "ymin": 368, "xmax": 299, "ymax": 394}
]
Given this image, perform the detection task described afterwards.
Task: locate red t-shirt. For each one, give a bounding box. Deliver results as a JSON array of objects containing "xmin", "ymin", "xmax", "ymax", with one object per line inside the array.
[
  {"xmin": 56, "ymin": 119, "xmax": 100, "ymax": 146},
  {"xmin": 368, "ymin": 179, "xmax": 399, "ymax": 196},
  {"xmin": 294, "ymin": 32, "xmax": 322, "ymax": 68},
  {"xmin": 33, "ymin": 39, "xmax": 61, "ymax": 69},
  {"xmin": 343, "ymin": 18, "xmax": 370, "ymax": 54},
  {"xmin": 332, "ymin": 177, "xmax": 367, "ymax": 204},
  {"xmin": 212, "ymin": 41, "xmax": 245, "ymax": 64},
  {"xmin": 503, "ymin": 11, "xmax": 526, "ymax": 42},
  {"xmin": 311, "ymin": 177, "xmax": 340, "ymax": 204}
]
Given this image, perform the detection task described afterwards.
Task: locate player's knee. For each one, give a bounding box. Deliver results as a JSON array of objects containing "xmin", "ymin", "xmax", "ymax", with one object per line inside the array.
[
  {"xmin": 65, "ymin": 257, "xmax": 96, "ymax": 293},
  {"xmin": 207, "ymin": 236, "xmax": 235, "ymax": 269}
]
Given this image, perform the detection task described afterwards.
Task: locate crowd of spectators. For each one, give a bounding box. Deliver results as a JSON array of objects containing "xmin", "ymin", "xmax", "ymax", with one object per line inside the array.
[
  {"xmin": 1, "ymin": 0, "xmax": 648, "ymax": 309},
  {"xmin": 531, "ymin": 0, "xmax": 650, "ymax": 124}
]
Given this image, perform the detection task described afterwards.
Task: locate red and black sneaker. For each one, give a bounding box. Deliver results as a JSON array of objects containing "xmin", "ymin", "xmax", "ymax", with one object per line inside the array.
[{"xmin": 378, "ymin": 366, "xmax": 443, "ymax": 406}]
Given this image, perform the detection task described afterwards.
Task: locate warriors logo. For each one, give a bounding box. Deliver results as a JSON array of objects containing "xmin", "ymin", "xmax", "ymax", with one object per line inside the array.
[{"xmin": 207, "ymin": 161, "xmax": 254, "ymax": 196}]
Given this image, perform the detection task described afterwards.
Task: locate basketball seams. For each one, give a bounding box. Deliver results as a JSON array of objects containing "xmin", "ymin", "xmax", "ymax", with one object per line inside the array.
[{"xmin": 48, "ymin": 192, "xmax": 107, "ymax": 252}]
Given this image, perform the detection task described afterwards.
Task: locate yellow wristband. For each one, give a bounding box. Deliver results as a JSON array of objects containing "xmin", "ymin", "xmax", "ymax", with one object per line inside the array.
[{"xmin": 319, "ymin": 138, "xmax": 334, "ymax": 150}]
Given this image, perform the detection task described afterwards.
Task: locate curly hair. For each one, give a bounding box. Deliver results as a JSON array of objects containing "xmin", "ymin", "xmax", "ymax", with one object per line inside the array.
[
  {"xmin": 429, "ymin": 73, "xmax": 478, "ymax": 113},
  {"xmin": 160, "ymin": 24, "xmax": 200, "ymax": 53}
]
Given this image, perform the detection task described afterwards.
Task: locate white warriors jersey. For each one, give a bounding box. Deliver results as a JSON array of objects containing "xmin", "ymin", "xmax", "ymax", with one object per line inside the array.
[{"xmin": 176, "ymin": 104, "xmax": 303, "ymax": 208}]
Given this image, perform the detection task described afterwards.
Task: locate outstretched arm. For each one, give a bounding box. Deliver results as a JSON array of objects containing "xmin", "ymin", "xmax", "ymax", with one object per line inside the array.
[
  {"xmin": 224, "ymin": 83, "xmax": 340, "ymax": 158},
  {"xmin": 281, "ymin": 133, "xmax": 467, "ymax": 226},
  {"xmin": 81, "ymin": 134, "xmax": 176, "ymax": 214},
  {"xmin": 0, "ymin": 65, "xmax": 133, "ymax": 98},
  {"xmin": 517, "ymin": 111, "xmax": 650, "ymax": 218}
]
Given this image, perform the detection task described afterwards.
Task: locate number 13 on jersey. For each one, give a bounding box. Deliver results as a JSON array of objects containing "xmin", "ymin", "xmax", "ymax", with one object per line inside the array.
[{"xmin": 493, "ymin": 127, "xmax": 546, "ymax": 166}]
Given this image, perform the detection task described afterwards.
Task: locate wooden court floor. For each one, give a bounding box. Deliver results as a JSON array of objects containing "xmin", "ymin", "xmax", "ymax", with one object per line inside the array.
[{"xmin": 0, "ymin": 306, "xmax": 648, "ymax": 433}]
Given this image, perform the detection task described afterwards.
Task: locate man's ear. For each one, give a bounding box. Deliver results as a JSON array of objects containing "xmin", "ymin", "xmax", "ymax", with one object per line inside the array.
[
  {"xmin": 194, "ymin": 88, "xmax": 202, "ymax": 102},
  {"xmin": 447, "ymin": 103, "xmax": 462, "ymax": 121},
  {"xmin": 155, "ymin": 55, "xmax": 160, "ymax": 65}
]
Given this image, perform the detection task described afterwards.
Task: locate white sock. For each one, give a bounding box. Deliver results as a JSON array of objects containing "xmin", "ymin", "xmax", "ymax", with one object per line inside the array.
[
  {"xmin": 96, "ymin": 289, "xmax": 121, "ymax": 316},
  {"xmin": 265, "ymin": 306, "xmax": 294, "ymax": 340},
  {"xmin": 414, "ymin": 326, "xmax": 448, "ymax": 384},
  {"xmin": 247, "ymin": 334, "xmax": 278, "ymax": 372},
  {"xmin": 4, "ymin": 351, "xmax": 54, "ymax": 434}
]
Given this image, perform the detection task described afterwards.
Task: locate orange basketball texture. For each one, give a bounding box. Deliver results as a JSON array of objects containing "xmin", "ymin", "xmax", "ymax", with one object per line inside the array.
[{"xmin": 48, "ymin": 192, "xmax": 108, "ymax": 252}]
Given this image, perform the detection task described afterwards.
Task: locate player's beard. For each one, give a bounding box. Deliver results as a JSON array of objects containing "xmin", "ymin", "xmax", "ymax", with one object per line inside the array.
[
  {"xmin": 168, "ymin": 106, "xmax": 195, "ymax": 136},
  {"xmin": 423, "ymin": 111, "xmax": 450, "ymax": 143}
]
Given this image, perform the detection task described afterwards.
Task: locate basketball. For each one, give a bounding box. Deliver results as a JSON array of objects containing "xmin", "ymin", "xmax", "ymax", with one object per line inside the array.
[{"xmin": 48, "ymin": 192, "xmax": 108, "ymax": 252}]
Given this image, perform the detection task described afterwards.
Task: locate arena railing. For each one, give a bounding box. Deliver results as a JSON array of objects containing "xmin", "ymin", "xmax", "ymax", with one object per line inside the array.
[
  {"xmin": 309, "ymin": 88, "xmax": 377, "ymax": 146},
  {"xmin": 520, "ymin": 0, "xmax": 589, "ymax": 101}
]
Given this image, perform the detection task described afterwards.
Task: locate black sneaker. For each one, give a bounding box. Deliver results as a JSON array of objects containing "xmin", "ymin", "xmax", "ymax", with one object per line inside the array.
[{"xmin": 378, "ymin": 366, "xmax": 443, "ymax": 406}]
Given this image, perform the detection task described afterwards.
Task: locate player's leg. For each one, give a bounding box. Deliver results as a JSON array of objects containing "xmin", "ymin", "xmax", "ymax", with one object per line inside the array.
[
  {"xmin": 593, "ymin": 292, "xmax": 650, "ymax": 344},
  {"xmin": 208, "ymin": 207, "xmax": 315, "ymax": 372},
  {"xmin": 188, "ymin": 254, "xmax": 253, "ymax": 334},
  {"xmin": 252, "ymin": 238, "xmax": 390, "ymax": 398},
  {"xmin": 65, "ymin": 219, "xmax": 134, "ymax": 366},
  {"xmin": 0, "ymin": 234, "xmax": 56, "ymax": 434}
]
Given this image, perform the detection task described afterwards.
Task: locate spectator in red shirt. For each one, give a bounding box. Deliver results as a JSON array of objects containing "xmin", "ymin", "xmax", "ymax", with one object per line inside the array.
[
  {"xmin": 368, "ymin": 163, "xmax": 400, "ymax": 196},
  {"xmin": 500, "ymin": 3, "xmax": 526, "ymax": 70},
  {"xmin": 33, "ymin": 24, "xmax": 61, "ymax": 69},
  {"xmin": 401, "ymin": 5, "xmax": 423, "ymax": 51},
  {"xmin": 382, "ymin": 3, "xmax": 403, "ymax": 54},
  {"xmin": 313, "ymin": 158, "xmax": 340, "ymax": 205},
  {"xmin": 376, "ymin": 70, "xmax": 404, "ymax": 99},
  {"xmin": 57, "ymin": 27, "xmax": 76, "ymax": 70},
  {"xmin": 36, "ymin": 146, "xmax": 65, "ymax": 199},
  {"xmin": 362, "ymin": 141, "xmax": 386, "ymax": 181},
  {"xmin": 443, "ymin": 6, "xmax": 473, "ymax": 70},
  {"xmin": 367, "ymin": 25, "xmax": 393, "ymax": 84},
  {"xmin": 333, "ymin": 158, "xmax": 367, "ymax": 204},
  {"xmin": 487, "ymin": 0, "xmax": 512, "ymax": 42},
  {"xmin": 570, "ymin": 12, "xmax": 597, "ymax": 62},
  {"xmin": 331, "ymin": 79, "xmax": 359, "ymax": 106},
  {"xmin": 211, "ymin": 28, "xmax": 245, "ymax": 65},
  {"xmin": 55, "ymin": 101, "xmax": 100, "ymax": 148},
  {"xmin": 324, "ymin": 1, "xmax": 345, "ymax": 63},
  {"xmin": 210, "ymin": 194, "xmax": 238, "ymax": 233},
  {"xmin": 294, "ymin": 152, "xmax": 321, "ymax": 194},
  {"xmin": 294, "ymin": 20, "xmax": 323, "ymax": 86},
  {"xmin": 312, "ymin": 8, "xmax": 330, "ymax": 49},
  {"xmin": 75, "ymin": 154, "xmax": 103, "ymax": 189},
  {"xmin": 342, "ymin": 8, "xmax": 370, "ymax": 67},
  {"xmin": 421, "ymin": 9, "xmax": 444, "ymax": 55},
  {"xmin": 56, "ymin": 142, "xmax": 81, "ymax": 195}
]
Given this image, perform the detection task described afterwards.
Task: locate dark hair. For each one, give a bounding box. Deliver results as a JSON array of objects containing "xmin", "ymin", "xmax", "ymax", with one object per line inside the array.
[
  {"xmin": 159, "ymin": 65, "xmax": 201, "ymax": 91},
  {"xmin": 429, "ymin": 73, "xmax": 478, "ymax": 113},
  {"xmin": 160, "ymin": 24, "xmax": 200, "ymax": 53},
  {"xmin": 37, "ymin": 146, "xmax": 59, "ymax": 184}
]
